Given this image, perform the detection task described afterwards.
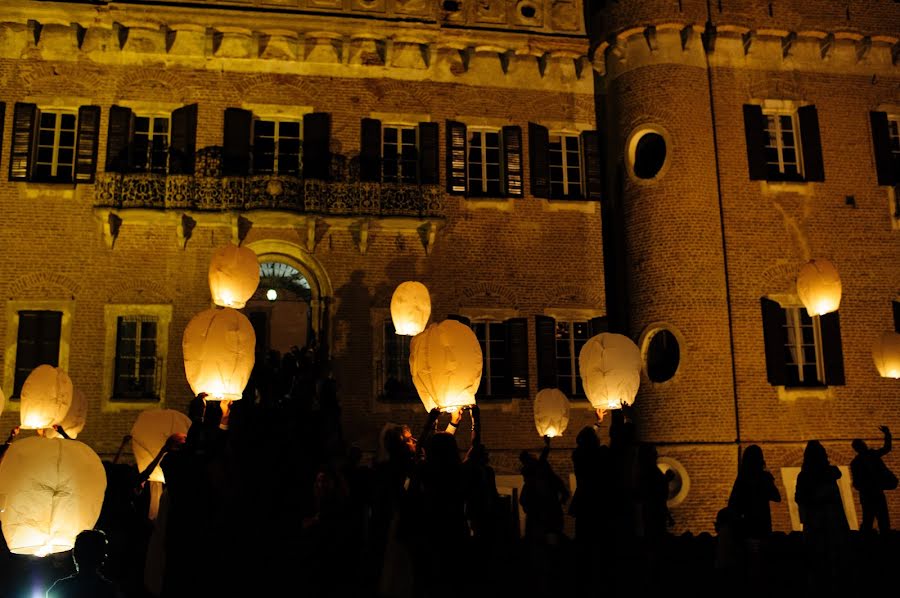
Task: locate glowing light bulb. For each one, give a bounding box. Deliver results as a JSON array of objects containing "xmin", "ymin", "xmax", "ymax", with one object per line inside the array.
[{"xmin": 266, "ymin": 288, "xmax": 277, "ymax": 301}]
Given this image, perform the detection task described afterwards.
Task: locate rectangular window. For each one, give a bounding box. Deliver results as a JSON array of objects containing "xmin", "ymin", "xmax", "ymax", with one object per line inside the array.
[
  {"xmin": 549, "ymin": 133, "xmax": 583, "ymax": 199},
  {"xmin": 763, "ymin": 112, "xmax": 803, "ymax": 180},
  {"xmin": 467, "ymin": 129, "xmax": 502, "ymax": 196},
  {"xmin": 113, "ymin": 316, "xmax": 160, "ymax": 400},
  {"xmin": 253, "ymin": 118, "xmax": 302, "ymax": 175},
  {"xmin": 132, "ymin": 115, "xmax": 170, "ymax": 174},
  {"xmin": 782, "ymin": 307, "xmax": 824, "ymax": 387},
  {"xmin": 555, "ymin": 320, "xmax": 589, "ymax": 396},
  {"xmin": 383, "ymin": 319, "xmax": 416, "ymax": 400},
  {"xmin": 888, "ymin": 116, "xmax": 900, "ymax": 157},
  {"xmin": 33, "ymin": 111, "xmax": 77, "ymax": 182},
  {"xmin": 13, "ymin": 311, "xmax": 62, "ymax": 398},
  {"xmin": 382, "ymin": 125, "xmax": 418, "ymax": 184},
  {"xmin": 472, "ymin": 321, "xmax": 507, "ymax": 397}
]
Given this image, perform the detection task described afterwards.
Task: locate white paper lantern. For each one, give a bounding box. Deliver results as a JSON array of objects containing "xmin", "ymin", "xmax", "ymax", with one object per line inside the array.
[
  {"xmin": 409, "ymin": 320, "xmax": 482, "ymax": 412},
  {"xmin": 0, "ymin": 386, "xmax": 5, "ymax": 418},
  {"xmin": 796, "ymin": 258, "xmax": 841, "ymax": 317},
  {"xmin": 183, "ymin": 307, "xmax": 256, "ymax": 401},
  {"xmin": 579, "ymin": 333, "xmax": 642, "ymax": 410},
  {"xmin": 0, "ymin": 437, "xmax": 106, "ymax": 556},
  {"xmin": 131, "ymin": 409, "xmax": 192, "ymax": 483},
  {"xmin": 19, "ymin": 365, "xmax": 73, "ymax": 430},
  {"xmin": 872, "ymin": 331, "xmax": 900, "ymax": 379},
  {"xmin": 45, "ymin": 388, "xmax": 87, "ymax": 439},
  {"xmin": 390, "ymin": 281, "xmax": 431, "ymax": 336},
  {"xmin": 208, "ymin": 244, "xmax": 260, "ymax": 309},
  {"xmin": 534, "ymin": 388, "xmax": 570, "ymax": 438}
]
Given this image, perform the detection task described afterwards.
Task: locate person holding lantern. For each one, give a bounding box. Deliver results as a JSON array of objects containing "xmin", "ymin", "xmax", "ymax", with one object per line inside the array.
[{"xmin": 46, "ymin": 529, "xmax": 122, "ymax": 598}]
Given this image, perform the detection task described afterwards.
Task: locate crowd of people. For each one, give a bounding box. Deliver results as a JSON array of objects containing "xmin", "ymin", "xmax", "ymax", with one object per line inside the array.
[{"xmin": 0, "ymin": 348, "xmax": 898, "ymax": 597}]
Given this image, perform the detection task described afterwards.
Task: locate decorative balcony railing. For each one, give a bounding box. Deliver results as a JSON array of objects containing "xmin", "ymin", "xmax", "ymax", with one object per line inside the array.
[{"xmin": 95, "ymin": 173, "xmax": 444, "ymax": 219}]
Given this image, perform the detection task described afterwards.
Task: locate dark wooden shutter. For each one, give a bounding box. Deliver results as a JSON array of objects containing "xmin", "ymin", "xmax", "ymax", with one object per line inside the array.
[
  {"xmin": 760, "ymin": 298, "xmax": 788, "ymax": 386},
  {"xmin": 505, "ymin": 318, "xmax": 529, "ymax": 397},
  {"xmin": 535, "ymin": 315, "xmax": 557, "ymax": 390},
  {"xmin": 528, "ymin": 122, "xmax": 550, "ymax": 198},
  {"xmin": 223, "ymin": 108, "xmax": 253, "ymax": 176},
  {"xmin": 819, "ymin": 311, "xmax": 845, "ymax": 386},
  {"xmin": 74, "ymin": 105, "xmax": 101, "ymax": 183},
  {"xmin": 169, "ymin": 103, "xmax": 198, "ymax": 175},
  {"xmin": 9, "ymin": 103, "xmax": 37, "ymax": 181},
  {"xmin": 588, "ymin": 316, "xmax": 608, "ymax": 337},
  {"xmin": 418, "ymin": 122, "xmax": 439, "ymax": 185},
  {"xmin": 446, "ymin": 314, "xmax": 471, "ymax": 326},
  {"xmin": 0, "ymin": 103, "xmax": 5, "ymax": 170},
  {"xmin": 105, "ymin": 105, "xmax": 134, "ymax": 173},
  {"xmin": 743, "ymin": 104, "xmax": 768, "ymax": 181},
  {"xmin": 893, "ymin": 301, "xmax": 900, "ymax": 333},
  {"xmin": 798, "ymin": 105, "xmax": 824, "ymax": 182},
  {"xmin": 359, "ymin": 118, "xmax": 382, "ymax": 182},
  {"xmin": 502, "ymin": 125, "xmax": 523, "ymax": 197},
  {"xmin": 13, "ymin": 311, "xmax": 62, "ymax": 397},
  {"xmin": 303, "ymin": 112, "xmax": 331, "ymax": 180},
  {"xmin": 870, "ymin": 111, "xmax": 897, "ymax": 186},
  {"xmin": 581, "ymin": 130, "xmax": 603, "ymax": 200},
  {"xmin": 446, "ymin": 120, "xmax": 467, "ymax": 194}
]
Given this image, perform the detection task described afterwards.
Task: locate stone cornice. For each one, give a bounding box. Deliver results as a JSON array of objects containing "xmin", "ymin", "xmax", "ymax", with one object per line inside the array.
[
  {"xmin": 592, "ymin": 23, "xmax": 899, "ymax": 79},
  {"xmin": 0, "ymin": 0, "xmax": 591, "ymax": 92}
]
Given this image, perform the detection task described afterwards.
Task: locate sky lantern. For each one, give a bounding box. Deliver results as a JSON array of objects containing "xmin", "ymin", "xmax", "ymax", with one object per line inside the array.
[
  {"xmin": 533, "ymin": 388, "xmax": 570, "ymax": 438},
  {"xmin": 579, "ymin": 333, "xmax": 642, "ymax": 410},
  {"xmin": 183, "ymin": 307, "xmax": 255, "ymax": 401},
  {"xmin": 796, "ymin": 258, "xmax": 841, "ymax": 317},
  {"xmin": 208, "ymin": 244, "xmax": 260, "ymax": 309},
  {"xmin": 19, "ymin": 365, "xmax": 73, "ymax": 430},
  {"xmin": 390, "ymin": 281, "xmax": 431, "ymax": 336},
  {"xmin": 872, "ymin": 331, "xmax": 900, "ymax": 379},
  {"xmin": 45, "ymin": 388, "xmax": 87, "ymax": 439},
  {"xmin": 131, "ymin": 409, "xmax": 191, "ymax": 483},
  {"xmin": 0, "ymin": 437, "xmax": 106, "ymax": 556},
  {"xmin": 0, "ymin": 386, "xmax": 5, "ymax": 418},
  {"xmin": 409, "ymin": 320, "xmax": 482, "ymax": 412}
]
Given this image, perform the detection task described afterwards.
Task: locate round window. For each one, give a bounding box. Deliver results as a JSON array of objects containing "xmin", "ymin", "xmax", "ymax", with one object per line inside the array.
[
  {"xmin": 657, "ymin": 457, "xmax": 690, "ymax": 507},
  {"xmin": 633, "ymin": 132, "xmax": 667, "ymax": 179},
  {"xmin": 646, "ymin": 328, "xmax": 680, "ymax": 383}
]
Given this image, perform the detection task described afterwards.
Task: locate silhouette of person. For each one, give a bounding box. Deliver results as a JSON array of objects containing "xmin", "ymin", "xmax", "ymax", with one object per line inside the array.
[
  {"xmin": 850, "ymin": 425, "xmax": 894, "ymax": 534},
  {"xmin": 46, "ymin": 529, "xmax": 121, "ymax": 598}
]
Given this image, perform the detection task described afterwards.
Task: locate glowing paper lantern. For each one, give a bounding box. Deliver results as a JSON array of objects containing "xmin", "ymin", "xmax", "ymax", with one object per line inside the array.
[
  {"xmin": 19, "ymin": 365, "xmax": 73, "ymax": 430},
  {"xmin": 208, "ymin": 244, "xmax": 260, "ymax": 309},
  {"xmin": 131, "ymin": 409, "xmax": 191, "ymax": 483},
  {"xmin": 0, "ymin": 386, "xmax": 5, "ymax": 418},
  {"xmin": 390, "ymin": 281, "xmax": 431, "ymax": 336},
  {"xmin": 45, "ymin": 388, "xmax": 87, "ymax": 439},
  {"xmin": 409, "ymin": 320, "xmax": 482, "ymax": 412},
  {"xmin": 872, "ymin": 331, "xmax": 900, "ymax": 379},
  {"xmin": 579, "ymin": 333, "xmax": 642, "ymax": 410},
  {"xmin": 796, "ymin": 258, "xmax": 841, "ymax": 316},
  {"xmin": 534, "ymin": 388, "xmax": 570, "ymax": 438},
  {"xmin": 0, "ymin": 437, "xmax": 106, "ymax": 556},
  {"xmin": 183, "ymin": 307, "xmax": 256, "ymax": 401}
]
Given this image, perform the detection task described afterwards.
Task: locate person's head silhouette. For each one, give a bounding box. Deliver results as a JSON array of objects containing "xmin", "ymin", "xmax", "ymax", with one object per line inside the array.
[
  {"xmin": 851, "ymin": 438, "xmax": 868, "ymax": 454},
  {"xmin": 72, "ymin": 529, "xmax": 108, "ymax": 574}
]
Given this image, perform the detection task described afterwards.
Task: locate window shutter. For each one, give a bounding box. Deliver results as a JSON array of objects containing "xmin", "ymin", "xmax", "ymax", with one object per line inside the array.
[
  {"xmin": 418, "ymin": 122, "xmax": 439, "ymax": 185},
  {"xmin": 73, "ymin": 105, "xmax": 101, "ymax": 183},
  {"xmin": 528, "ymin": 122, "xmax": 550, "ymax": 198},
  {"xmin": 760, "ymin": 298, "xmax": 788, "ymax": 386},
  {"xmin": 0, "ymin": 103, "xmax": 5, "ymax": 170},
  {"xmin": 446, "ymin": 120, "xmax": 467, "ymax": 194},
  {"xmin": 446, "ymin": 314, "xmax": 471, "ymax": 326},
  {"xmin": 742, "ymin": 104, "xmax": 768, "ymax": 181},
  {"xmin": 505, "ymin": 317, "xmax": 529, "ymax": 398},
  {"xmin": 535, "ymin": 315, "xmax": 557, "ymax": 390},
  {"xmin": 303, "ymin": 112, "xmax": 331, "ymax": 180},
  {"xmin": 819, "ymin": 311, "xmax": 845, "ymax": 386},
  {"xmin": 870, "ymin": 111, "xmax": 897, "ymax": 186},
  {"xmin": 13, "ymin": 311, "xmax": 62, "ymax": 397},
  {"xmin": 105, "ymin": 105, "xmax": 134, "ymax": 174},
  {"xmin": 798, "ymin": 105, "xmax": 824, "ymax": 182},
  {"xmin": 9, "ymin": 103, "xmax": 37, "ymax": 182},
  {"xmin": 223, "ymin": 108, "xmax": 253, "ymax": 176},
  {"xmin": 502, "ymin": 125, "xmax": 523, "ymax": 197},
  {"xmin": 169, "ymin": 103, "xmax": 198, "ymax": 175},
  {"xmin": 588, "ymin": 316, "xmax": 608, "ymax": 337},
  {"xmin": 359, "ymin": 118, "xmax": 382, "ymax": 182},
  {"xmin": 581, "ymin": 129, "xmax": 603, "ymax": 200},
  {"xmin": 893, "ymin": 300, "xmax": 900, "ymax": 333}
]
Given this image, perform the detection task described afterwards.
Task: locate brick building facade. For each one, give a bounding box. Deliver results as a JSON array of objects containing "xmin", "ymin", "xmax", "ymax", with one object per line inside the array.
[{"xmin": 0, "ymin": 0, "xmax": 897, "ymax": 533}]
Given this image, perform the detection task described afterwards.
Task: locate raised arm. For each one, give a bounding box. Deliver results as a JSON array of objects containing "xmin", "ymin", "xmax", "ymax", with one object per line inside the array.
[
  {"xmin": 876, "ymin": 425, "xmax": 892, "ymax": 456},
  {"xmin": 417, "ymin": 408, "xmax": 441, "ymax": 458},
  {"xmin": 540, "ymin": 434, "xmax": 551, "ymax": 462},
  {"xmin": 136, "ymin": 433, "xmax": 185, "ymax": 487},
  {"xmin": 470, "ymin": 405, "xmax": 482, "ymax": 447},
  {"xmin": 0, "ymin": 426, "xmax": 20, "ymax": 461}
]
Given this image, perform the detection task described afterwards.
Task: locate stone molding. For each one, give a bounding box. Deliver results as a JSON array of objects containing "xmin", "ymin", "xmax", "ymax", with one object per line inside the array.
[{"xmin": 592, "ymin": 23, "xmax": 899, "ymax": 79}]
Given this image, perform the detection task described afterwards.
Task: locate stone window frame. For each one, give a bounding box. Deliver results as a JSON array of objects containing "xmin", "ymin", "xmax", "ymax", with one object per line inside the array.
[
  {"xmin": 624, "ymin": 124, "xmax": 673, "ymax": 184},
  {"xmin": 638, "ymin": 322, "xmax": 686, "ymax": 386},
  {"xmin": 2, "ymin": 299, "xmax": 75, "ymax": 409},
  {"xmin": 548, "ymin": 130, "xmax": 583, "ymax": 198},
  {"xmin": 466, "ymin": 126, "xmax": 504, "ymax": 197},
  {"xmin": 781, "ymin": 465, "xmax": 859, "ymax": 532},
  {"xmin": 242, "ymin": 103, "xmax": 315, "ymax": 177},
  {"xmin": 542, "ymin": 307, "xmax": 606, "ymax": 408},
  {"xmin": 454, "ymin": 307, "xmax": 524, "ymax": 404},
  {"xmin": 101, "ymin": 304, "xmax": 172, "ymax": 412},
  {"xmin": 371, "ymin": 307, "xmax": 417, "ymax": 413}
]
